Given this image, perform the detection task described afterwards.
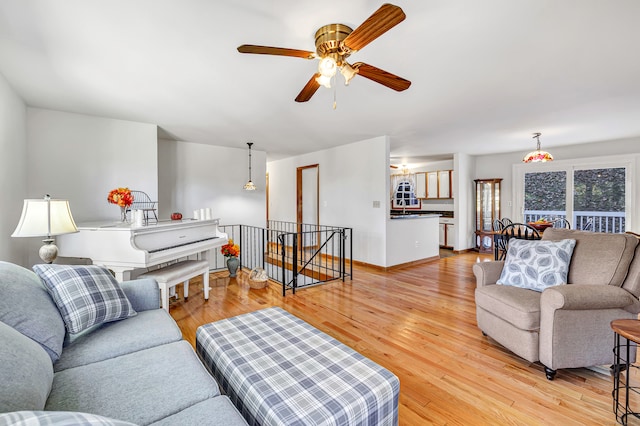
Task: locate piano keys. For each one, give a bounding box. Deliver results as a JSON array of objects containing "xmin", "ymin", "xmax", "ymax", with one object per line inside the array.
[{"xmin": 57, "ymin": 218, "xmax": 228, "ymax": 281}]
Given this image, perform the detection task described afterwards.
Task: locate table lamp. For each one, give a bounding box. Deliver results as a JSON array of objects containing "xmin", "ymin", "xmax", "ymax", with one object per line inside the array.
[{"xmin": 12, "ymin": 194, "xmax": 79, "ymax": 263}]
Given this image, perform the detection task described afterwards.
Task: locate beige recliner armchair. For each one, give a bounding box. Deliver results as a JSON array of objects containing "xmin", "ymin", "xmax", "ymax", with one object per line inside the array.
[{"xmin": 473, "ymin": 228, "xmax": 640, "ymax": 380}]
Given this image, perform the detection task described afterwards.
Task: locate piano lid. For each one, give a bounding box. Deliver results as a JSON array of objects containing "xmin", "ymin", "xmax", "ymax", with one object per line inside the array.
[{"xmin": 57, "ymin": 218, "xmax": 228, "ymax": 280}]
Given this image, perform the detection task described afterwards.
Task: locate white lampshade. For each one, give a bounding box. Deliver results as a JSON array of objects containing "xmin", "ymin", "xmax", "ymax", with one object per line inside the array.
[
  {"xmin": 12, "ymin": 198, "xmax": 78, "ymax": 237},
  {"xmin": 12, "ymin": 196, "xmax": 78, "ymax": 263},
  {"xmin": 315, "ymin": 74, "xmax": 332, "ymax": 89},
  {"xmin": 340, "ymin": 62, "xmax": 357, "ymax": 85},
  {"xmin": 318, "ymin": 56, "xmax": 337, "ymax": 77}
]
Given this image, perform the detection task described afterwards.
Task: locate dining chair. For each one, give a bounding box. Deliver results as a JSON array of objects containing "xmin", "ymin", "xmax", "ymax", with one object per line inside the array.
[
  {"xmin": 552, "ymin": 218, "xmax": 571, "ymax": 229},
  {"xmin": 497, "ymin": 223, "xmax": 541, "ymax": 260},
  {"xmin": 127, "ymin": 190, "xmax": 158, "ymax": 223},
  {"xmin": 492, "ymin": 219, "xmax": 506, "ymax": 260}
]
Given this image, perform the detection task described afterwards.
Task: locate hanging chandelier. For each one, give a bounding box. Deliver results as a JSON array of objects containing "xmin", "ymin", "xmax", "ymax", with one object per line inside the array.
[
  {"xmin": 243, "ymin": 142, "xmax": 256, "ymax": 191},
  {"xmin": 523, "ymin": 132, "xmax": 554, "ymax": 163}
]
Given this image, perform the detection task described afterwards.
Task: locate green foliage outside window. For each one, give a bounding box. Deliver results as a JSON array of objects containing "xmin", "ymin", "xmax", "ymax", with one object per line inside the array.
[
  {"xmin": 574, "ymin": 168, "xmax": 625, "ymax": 212},
  {"xmin": 525, "ymin": 168, "xmax": 625, "ymax": 212},
  {"xmin": 524, "ymin": 171, "xmax": 566, "ymax": 211}
]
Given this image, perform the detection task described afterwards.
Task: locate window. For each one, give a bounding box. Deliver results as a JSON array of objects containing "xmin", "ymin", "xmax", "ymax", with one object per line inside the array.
[
  {"xmin": 392, "ymin": 178, "xmax": 420, "ymax": 208},
  {"xmin": 574, "ymin": 168, "xmax": 626, "ymax": 232},
  {"xmin": 514, "ymin": 155, "xmax": 633, "ymax": 233},
  {"xmin": 524, "ymin": 171, "xmax": 567, "ymax": 221}
]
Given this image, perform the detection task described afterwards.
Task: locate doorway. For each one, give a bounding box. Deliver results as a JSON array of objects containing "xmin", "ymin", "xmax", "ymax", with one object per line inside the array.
[{"xmin": 297, "ymin": 164, "xmax": 319, "ymax": 248}]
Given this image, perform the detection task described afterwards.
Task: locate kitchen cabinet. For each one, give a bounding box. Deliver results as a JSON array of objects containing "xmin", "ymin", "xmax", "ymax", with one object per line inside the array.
[
  {"xmin": 426, "ymin": 170, "xmax": 453, "ymax": 199},
  {"xmin": 439, "ymin": 217, "xmax": 455, "ymax": 248},
  {"xmin": 445, "ymin": 224, "xmax": 455, "ymax": 247},
  {"xmin": 438, "ymin": 170, "xmax": 452, "ymax": 198},
  {"xmin": 414, "ymin": 173, "xmax": 426, "ymax": 198},
  {"xmin": 426, "ymin": 172, "xmax": 438, "ymax": 198}
]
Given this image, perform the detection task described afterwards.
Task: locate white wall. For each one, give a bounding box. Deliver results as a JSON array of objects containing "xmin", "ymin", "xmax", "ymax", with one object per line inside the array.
[
  {"xmin": 27, "ymin": 108, "xmax": 158, "ymax": 223},
  {"xmin": 454, "ymin": 152, "xmax": 474, "ymax": 250},
  {"xmin": 158, "ymin": 140, "xmax": 266, "ymax": 228},
  {"xmin": 386, "ymin": 217, "xmax": 439, "ymax": 266},
  {"xmin": 268, "ymin": 136, "xmax": 389, "ymax": 266},
  {"xmin": 0, "ymin": 72, "xmax": 28, "ymax": 265}
]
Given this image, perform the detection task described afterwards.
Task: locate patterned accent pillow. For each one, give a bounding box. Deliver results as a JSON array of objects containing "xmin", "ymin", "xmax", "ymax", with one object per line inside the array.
[
  {"xmin": 33, "ymin": 264, "xmax": 136, "ymax": 334},
  {"xmin": 496, "ymin": 238, "xmax": 576, "ymax": 291},
  {"xmin": 0, "ymin": 411, "xmax": 138, "ymax": 425}
]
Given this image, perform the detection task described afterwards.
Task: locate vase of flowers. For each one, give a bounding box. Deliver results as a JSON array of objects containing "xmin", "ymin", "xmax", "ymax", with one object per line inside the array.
[
  {"xmin": 107, "ymin": 187, "xmax": 134, "ymax": 222},
  {"xmin": 221, "ymin": 239, "xmax": 240, "ymax": 277}
]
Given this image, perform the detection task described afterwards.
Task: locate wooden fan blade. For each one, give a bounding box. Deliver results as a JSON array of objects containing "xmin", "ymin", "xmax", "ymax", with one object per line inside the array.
[
  {"xmin": 295, "ymin": 73, "xmax": 321, "ymax": 102},
  {"xmin": 342, "ymin": 4, "xmax": 406, "ymax": 52},
  {"xmin": 237, "ymin": 45, "xmax": 315, "ymax": 59},
  {"xmin": 353, "ymin": 62, "xmax": 411, "ymax": 91}
]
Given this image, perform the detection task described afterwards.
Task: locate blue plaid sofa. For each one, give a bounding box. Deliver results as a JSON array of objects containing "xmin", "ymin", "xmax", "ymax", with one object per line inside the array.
[{"xmin": 0, "ymin": 261, "xmax": 248, "ymax": 426}]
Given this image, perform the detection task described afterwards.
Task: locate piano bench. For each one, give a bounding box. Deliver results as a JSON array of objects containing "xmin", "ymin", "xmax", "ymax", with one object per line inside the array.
[{"xmin": 139, "ymin": 260, "xmax": 210, "ymax": 311}]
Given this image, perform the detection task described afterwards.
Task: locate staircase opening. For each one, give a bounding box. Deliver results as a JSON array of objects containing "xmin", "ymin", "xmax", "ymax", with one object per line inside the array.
[{"xmin": 210, "ymin": 221, "xmax": 352, "ymax": 295}]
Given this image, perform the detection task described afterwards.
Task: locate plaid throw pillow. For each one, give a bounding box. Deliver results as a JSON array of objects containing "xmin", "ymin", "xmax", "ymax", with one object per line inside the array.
[{"xmin": 33, "ymin": 264, "xmax": 136, "ymax": 334}]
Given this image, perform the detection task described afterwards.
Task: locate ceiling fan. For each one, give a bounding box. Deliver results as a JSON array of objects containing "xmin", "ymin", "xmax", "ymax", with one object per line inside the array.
[{"xmin": 237, "ymin": 3, "xmax": 411, "ymax": 102}]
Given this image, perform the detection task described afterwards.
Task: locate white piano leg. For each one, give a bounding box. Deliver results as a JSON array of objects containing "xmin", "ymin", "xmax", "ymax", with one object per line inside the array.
[
  {"xmin": 200, "ymin": 250, "xmax": 210, "ymax": 301},
  {"xmin": 183, "ymin": 280, "xmax": 189, "ymax": 299},
  {"xmin": 203, "ymin": 271, "xmax": 209, "ymax": 301}
]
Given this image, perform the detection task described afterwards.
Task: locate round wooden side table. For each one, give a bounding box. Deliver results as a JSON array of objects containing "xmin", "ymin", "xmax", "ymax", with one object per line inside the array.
[{"xmin": 611, "ymin": 319, "xmax": 640, "ymax": 425}]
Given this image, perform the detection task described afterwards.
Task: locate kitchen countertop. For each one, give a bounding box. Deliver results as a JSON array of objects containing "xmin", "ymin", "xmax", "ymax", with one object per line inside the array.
[
  {"xmin": 389, "ymin": 214, "xmax": 440, "ymax": 220},
  {"xmin": 390, "ymin": 210, "xmax": 453, "ymax": 218}
]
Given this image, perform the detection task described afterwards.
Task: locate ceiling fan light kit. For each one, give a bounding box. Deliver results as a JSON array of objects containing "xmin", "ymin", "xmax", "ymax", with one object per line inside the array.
[{"xmin": 237, "ymin": 3, "xmax": 411, "ymax": 103}]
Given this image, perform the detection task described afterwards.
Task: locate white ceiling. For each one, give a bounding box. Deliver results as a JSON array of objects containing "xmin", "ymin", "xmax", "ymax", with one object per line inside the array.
[{"xmin": 1, "ymin": 0, "xmax": 640, "ymax": 162}]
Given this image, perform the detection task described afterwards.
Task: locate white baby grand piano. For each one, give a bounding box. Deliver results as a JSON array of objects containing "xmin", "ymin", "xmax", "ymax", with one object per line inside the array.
[{"xmin": 57, "ymin": 218, "xmax": 228, "ymax": 281}]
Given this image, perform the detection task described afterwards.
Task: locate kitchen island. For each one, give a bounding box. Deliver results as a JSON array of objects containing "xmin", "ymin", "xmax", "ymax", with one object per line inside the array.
[{"xmin": 386, "ymin": 214, "xmax": 440, "ymax": 267}]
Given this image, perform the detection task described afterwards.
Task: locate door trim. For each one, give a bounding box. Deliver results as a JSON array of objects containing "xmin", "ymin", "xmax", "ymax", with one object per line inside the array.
[{"xmin": 296, "ymin": 164, "xmax": 319, "ymax": 226}]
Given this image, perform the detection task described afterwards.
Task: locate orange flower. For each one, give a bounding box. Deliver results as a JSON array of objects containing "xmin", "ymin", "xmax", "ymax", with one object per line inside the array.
[
  {"xmin": 107, "ymin": 187, "xmax": 134, "ymax": 207},
  {"xmin": 220, "ymin": 239, "xmax": 240, "ymax": 257}
]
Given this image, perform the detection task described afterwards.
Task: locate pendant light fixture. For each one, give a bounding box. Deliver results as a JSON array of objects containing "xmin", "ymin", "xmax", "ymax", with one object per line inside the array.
[
  {"xmin": 523, "ymin": 132, "xmax": 554, "ymax": 163},
  {"xmin": 243, "ymin": 142, "xmax": 257, "ymax": 191}
]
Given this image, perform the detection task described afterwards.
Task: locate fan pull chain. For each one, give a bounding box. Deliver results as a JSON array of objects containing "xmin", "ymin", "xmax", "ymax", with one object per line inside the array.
[{"xmin": 333, "ymin": 75, "xmax": 337, "ymax": 110}]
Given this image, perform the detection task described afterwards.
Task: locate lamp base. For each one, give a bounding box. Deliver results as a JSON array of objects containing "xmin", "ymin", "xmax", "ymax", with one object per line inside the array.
[{"xmin": 39, "ymin": 239, "xmax": 58, "ymax": 264}]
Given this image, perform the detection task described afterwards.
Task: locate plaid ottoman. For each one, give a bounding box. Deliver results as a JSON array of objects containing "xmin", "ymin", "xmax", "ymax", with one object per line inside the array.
[{"xmin": 196, "ymin": 307, "xmax": 399, "ymax": 426}]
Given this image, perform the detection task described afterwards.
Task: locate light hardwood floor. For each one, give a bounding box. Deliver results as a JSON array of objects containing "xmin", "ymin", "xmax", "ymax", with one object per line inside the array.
[{"xmin": 170, "ymin": 252, "xmax": 623, "ymax": 425}]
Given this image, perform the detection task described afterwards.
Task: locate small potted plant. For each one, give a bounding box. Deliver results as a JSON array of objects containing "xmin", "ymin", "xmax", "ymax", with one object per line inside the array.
[{"xmin": 220, "ymin": 239, "xmax": 240, "ymax": 277}]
